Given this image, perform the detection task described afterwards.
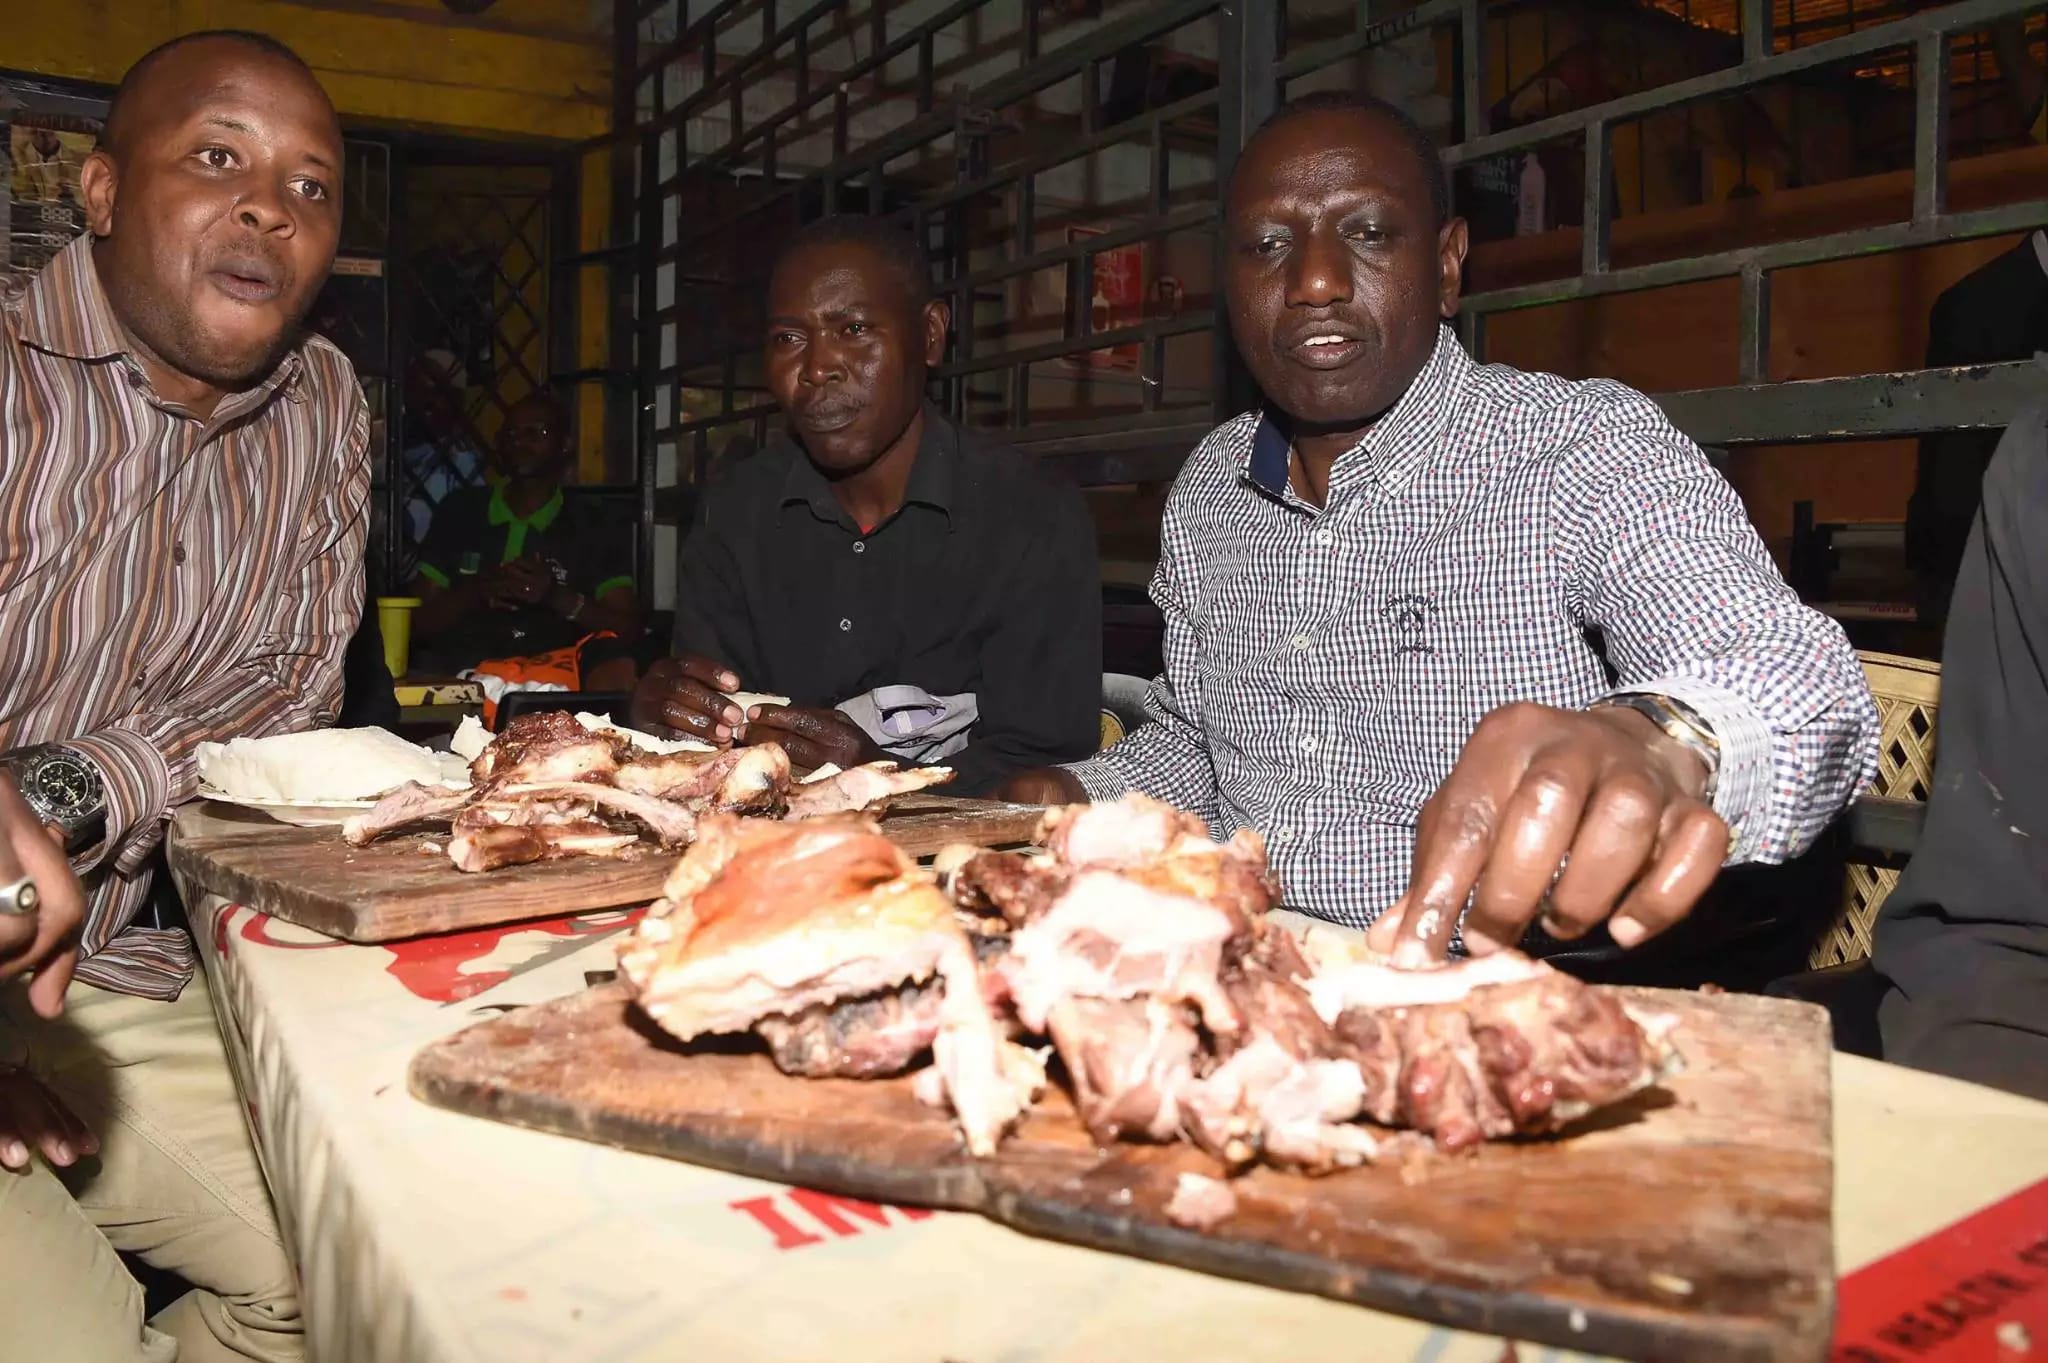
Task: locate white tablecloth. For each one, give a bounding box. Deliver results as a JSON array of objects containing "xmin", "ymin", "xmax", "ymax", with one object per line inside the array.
[{"xmin": 168, "ymin": 814, "xmax": 2048, "ymax": 1363}]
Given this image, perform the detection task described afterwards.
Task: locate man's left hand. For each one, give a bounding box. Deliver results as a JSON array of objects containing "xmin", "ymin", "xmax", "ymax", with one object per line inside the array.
[
  {"xmin": 1367, "ymin": 702, "xmax": 1729, "ymax": 966},
  {"xmin": 738, "ymin": 706, "xmax": 887, "ymax": 772},
  {"xmin": 486, "ymin": 556, "xmax": 554, "ymax": 610}
]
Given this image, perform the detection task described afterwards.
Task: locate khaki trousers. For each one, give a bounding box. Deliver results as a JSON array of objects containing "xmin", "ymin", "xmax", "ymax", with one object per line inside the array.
[{"xmin": 0, "ymin": 969, "xmax": 301, "ymax": 1363}]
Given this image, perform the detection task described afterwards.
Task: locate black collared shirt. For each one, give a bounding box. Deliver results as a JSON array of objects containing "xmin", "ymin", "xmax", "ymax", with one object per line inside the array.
[
  {"xmin": 412, "ymin": 484, "xmax": 634, "ymax": 670},
  {"xmin": 671, "ymin": 405, "xmax": 1102, "ymax": 795}
]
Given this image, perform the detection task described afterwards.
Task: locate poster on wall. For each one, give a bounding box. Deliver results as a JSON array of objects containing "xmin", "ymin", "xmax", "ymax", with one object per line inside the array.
[
  {"xmin": 3, "ymin": 115, "xmax": 98, "ymax": 277},
  {"xmin": 1062, "ymin": 226, "xmax": 1143, "ymax": 372}
]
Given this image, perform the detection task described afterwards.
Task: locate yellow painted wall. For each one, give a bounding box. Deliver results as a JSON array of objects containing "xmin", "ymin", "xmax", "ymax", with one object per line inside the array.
[{"xmin": 2, "ymin": 0, "xmax": 609, "ymax": 142}]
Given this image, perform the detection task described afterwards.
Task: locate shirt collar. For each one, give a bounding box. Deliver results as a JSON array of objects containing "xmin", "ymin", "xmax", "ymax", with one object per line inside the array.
[
  {"xmin": 487, "ymin": 480, "xmax": 564, "ymax": 533},
  {"xmin": 16, "ymin": 234, "xmax": 131, "ymax": 363},
  {"xmin": 780, "ymin": 401, "xmax": 957, "ymax": 527},
  {"xmin": 16, "ymin": 233, "xmax": 310, "ymax": 412},
  {"xmin": 1243, "ymin": 324, "xmax": 1470, "ymax": 501}
]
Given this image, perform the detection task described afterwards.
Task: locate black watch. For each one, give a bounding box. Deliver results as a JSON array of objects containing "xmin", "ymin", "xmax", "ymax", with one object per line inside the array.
[{"xmin": 1, "ymin": 744, "xmax": 107, "ymax": 854}]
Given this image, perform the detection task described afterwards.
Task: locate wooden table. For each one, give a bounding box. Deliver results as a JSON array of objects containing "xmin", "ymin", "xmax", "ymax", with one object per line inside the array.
[{"xmin": 164, "ymin": 809, "xmax": 2048, "ymax": 1363}]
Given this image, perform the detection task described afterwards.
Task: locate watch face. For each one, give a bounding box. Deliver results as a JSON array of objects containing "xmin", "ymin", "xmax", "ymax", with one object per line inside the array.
[{"xmin": 31, "ymin": 754, "xmax": 99, "ymax": 820}]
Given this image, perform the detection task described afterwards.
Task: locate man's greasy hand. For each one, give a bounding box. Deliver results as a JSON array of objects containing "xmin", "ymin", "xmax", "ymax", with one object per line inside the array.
[
  {"xmin": 0, "ymin": 1067, "xmax": 97, "ymax": 1170},
  {"xmin": 1368, "ymin": 702, "xmax": 1728, "ymax": 965},
  {"xmin": 0, "ymin": 776, "xmax": 81, "ymax": 1020},
  {"xmin": 738, "ymin": 706, "xmax": 884, "ymax": 772},
  {"xmin": 631, "ymin": 656, "xmax": 744, "ymax": 743},
  {"xmin": 995, "ymin": 767, "xmax": 1087, "ymax": 807}
]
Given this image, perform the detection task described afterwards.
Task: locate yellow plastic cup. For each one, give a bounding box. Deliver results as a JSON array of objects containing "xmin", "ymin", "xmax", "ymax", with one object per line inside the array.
[{"xmin": 376, "ymin": 597, "xmax": 422, "ymax": 679}]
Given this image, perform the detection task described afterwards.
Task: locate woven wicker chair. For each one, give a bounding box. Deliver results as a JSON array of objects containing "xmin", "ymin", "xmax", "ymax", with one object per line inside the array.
[
  {"xmin": 1807, "ymin": 651, "xmax": 1942, "ymax": 968},
  {"xmin": 1098, "ymin": 672, "xmax": 1153, "ymax": 751}
]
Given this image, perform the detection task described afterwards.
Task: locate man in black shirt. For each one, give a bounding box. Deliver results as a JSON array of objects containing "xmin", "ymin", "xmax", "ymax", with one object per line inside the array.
[
  {"xmin": 409, "ymin": 392, "xmax": 642, "ymax": 682},
  {"xmin": 1875, "ymin": 393, "xmax": 2048, "ymax": 1100},
  {"xmin": 1904, "ymin": 230, "xmax": 2048, "ymax": 626},
  {"xmin": 631, "ymin": 215, "xmax": 1102, "ymax": 795}
]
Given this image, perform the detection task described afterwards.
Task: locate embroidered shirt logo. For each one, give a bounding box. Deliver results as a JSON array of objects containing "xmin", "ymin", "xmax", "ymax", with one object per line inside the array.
[{"xmin": 1384, "ymin": 592, "xmax": 1437, "ymax": 654}]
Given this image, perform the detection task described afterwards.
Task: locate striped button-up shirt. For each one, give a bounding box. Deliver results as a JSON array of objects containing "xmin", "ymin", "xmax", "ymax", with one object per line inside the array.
[
  {"xmin": 1068, "ymin": 326, "xmax": 1879, "ymax": 929},
  {"xmin": 1, "ymin": 236, "xmax": 369, "ymax": 999}
]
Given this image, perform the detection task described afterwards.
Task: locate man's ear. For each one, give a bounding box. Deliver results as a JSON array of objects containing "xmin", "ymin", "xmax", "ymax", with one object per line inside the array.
[
  {"xmin": 79, "ymin": 149, "xmax": 119, "ymax": 238},
  {"xmin": 1437, "ymin": 215, "xmax": 1470, "ymax": 320},
  {"xmin": 922, "ymin": 297, "xmax": 951, "ymax": 368}
]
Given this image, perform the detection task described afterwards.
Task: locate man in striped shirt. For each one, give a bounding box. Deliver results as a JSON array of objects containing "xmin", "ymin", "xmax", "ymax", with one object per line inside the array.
[
  {"xmin": 0, "ymin": 31, "xmax": 365, "ymax": 1361},
  {"xmin": 1004, "ymin": 93, "xmax": 1878, "ymax": 973}
]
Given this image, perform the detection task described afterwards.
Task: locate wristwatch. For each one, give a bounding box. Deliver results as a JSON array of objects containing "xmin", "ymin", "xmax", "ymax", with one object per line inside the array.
[
  {"xmin": 1589, "ymin": 692, "xmax": 1721, "ymax": 802},
  {"xmin": 0, "ymin": 744, "xmax": 107, "ymax": 854}
]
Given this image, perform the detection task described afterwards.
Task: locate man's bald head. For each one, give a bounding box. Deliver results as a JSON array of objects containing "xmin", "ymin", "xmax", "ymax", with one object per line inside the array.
[{"xmin": 100, "ymin": 31, "xmax": 329, "ymax": 160}]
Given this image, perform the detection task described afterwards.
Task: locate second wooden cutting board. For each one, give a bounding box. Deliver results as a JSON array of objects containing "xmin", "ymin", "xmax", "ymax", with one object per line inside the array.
[{"xmin": 165, "ymin": 796, "xmax": 1043, "ymax": 943}]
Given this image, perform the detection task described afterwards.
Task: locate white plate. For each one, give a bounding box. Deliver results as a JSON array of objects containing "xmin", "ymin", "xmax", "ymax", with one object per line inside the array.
[{"xmin": 197, "ymin": 788, "xmax": 384, "ymax": 828}]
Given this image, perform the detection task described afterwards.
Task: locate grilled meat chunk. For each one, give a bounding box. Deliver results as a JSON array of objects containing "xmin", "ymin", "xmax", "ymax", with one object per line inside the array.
[{"xmin": 784, "ymin": 761, "xmax": 955, "ymax": 819}]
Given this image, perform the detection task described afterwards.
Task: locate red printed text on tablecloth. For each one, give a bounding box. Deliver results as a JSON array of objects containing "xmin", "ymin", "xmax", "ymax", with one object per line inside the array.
[
  {"xmin": 729, "ymin": 1188, "xmax": 937, "ymax": 1250},
  {"xmin": 1832, "ymin": 1175, "xmax": 2048, "ymax": 1362},
  {"xmin": 375, "ymin": 910, "xmax": 642, "ymax": 1003}
]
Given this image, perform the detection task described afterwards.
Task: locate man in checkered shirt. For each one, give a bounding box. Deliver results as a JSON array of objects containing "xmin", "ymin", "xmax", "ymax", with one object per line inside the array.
[{"xmin": 1004, "ymin": 93, "xmax": 1879, "ymax": 967}]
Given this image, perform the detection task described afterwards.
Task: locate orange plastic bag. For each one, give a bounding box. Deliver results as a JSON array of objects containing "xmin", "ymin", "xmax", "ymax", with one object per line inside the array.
[{"xmin": 472, "ymin": 631, "xmax": 616, "ymax": 727}]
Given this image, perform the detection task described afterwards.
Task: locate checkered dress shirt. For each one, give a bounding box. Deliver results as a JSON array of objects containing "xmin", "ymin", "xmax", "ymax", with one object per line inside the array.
[{"xmin": 1067, "ymin": 326, "xmax": 1880, "ymax": 929}]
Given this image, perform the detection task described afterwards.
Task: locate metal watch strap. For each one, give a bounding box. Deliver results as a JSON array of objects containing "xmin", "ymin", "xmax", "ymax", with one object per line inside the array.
[
  {"xmin": 1591, "ymin": 692, "xmax": 1721, "ymax": 802},
  {"xmin": 2, "ymin": 744, "xmax": 107, "ymax": 853}
]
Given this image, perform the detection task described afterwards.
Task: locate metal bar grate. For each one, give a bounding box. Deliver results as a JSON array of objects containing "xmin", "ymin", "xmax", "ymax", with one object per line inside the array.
[{"xmin": 618, "ymin": 0, "xmax": 2048, "ymax": 495}]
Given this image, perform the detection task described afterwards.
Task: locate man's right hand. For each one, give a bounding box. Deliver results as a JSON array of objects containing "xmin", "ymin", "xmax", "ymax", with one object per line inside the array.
[
  {"xmin": 0, "ymin": 1067, "xmax": 98, "ymax": 1170},
  {"xmin": 631, "ymin": 656, "xmax": 745, "ymax": 743},
  {"xmin": 0, "ymin": 776, "xmax": 82, "ymax": 1020},
  {"xmin": 995, "ymin": 767, "xmax": 1088, "ymax": 806}
]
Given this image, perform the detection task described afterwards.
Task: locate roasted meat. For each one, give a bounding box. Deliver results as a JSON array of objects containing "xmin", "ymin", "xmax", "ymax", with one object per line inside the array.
[
  {"xmin": 617, "ymin": 814, "xmax": 1040, "ymax": 1154},
  {"xmin": 1037, "ymin": 795, "xmax": 1216, "ymax": 867},
  {"xmin": 447, "ymin": 820, "xmax": 639, "ymax": 873},
  {"xmin": 469, "ymin": 710, "xmax": 627, "ymax": 787},
  {"xmin": 1046, "ymin": 997, "xmax": 1199, "ymax": 1144},
  {"xmin": 612, "ymin": 744, "xmax": 790, "ymax": 813},
  {"xmin": 344, "ymin": 711, "xmax": 952, "ymax": 874},
  {"xmin": 492, "ymin": 782, "xmax": 699, "ymax": 847},
  {"xmin": 1178, "ymin": 930, "xmax": 1377, "ymax": 1172},
  {"xmin": 342, "ymin": 781, "xmax": 471, "ymax": 845},
  {"xmin": 999, "ymin": 868, "xmax": 1244, "ymax": 1036},
  {"xmin": 939, "ymin": 848, "xmax": 1063, "ymax": 926},
  {"xmin": 783, "ymin": 761, "xmax": 955, "ymax": 819},
  {"xmin": 618, "ymin": 815, "xmax": 951, "ymax": 1038},
  {"xmin": 992, "ymin": 807, "xmax": 1280, "ymax": 1037},
  {"xmin": 1306, "ymin": 948, "xmax": 1683, "ymax": 1150},
  {"xmin": 755, "ymin": 980, "xmax": 945, "ymax": 1078},
  {"xmin": 614, "ymin": 791, "xmax": 1686, "ymax": 1178}
]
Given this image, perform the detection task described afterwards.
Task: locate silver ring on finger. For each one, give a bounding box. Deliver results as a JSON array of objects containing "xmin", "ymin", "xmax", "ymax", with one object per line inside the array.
[{"xmin": 0, "ymin": 876, "xmax": 39, "ymax": 918}]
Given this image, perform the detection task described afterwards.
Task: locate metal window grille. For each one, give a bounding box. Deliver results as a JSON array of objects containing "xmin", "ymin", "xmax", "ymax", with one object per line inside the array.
[{"xmin": 541, "ymin": 0, "xmax": 2048, "ymax": 507}]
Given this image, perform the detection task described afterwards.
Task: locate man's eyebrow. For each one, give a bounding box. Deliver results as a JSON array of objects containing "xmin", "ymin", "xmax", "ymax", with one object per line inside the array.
[{"xmin": 199, "ymin": 114, "xmax": 338, "ymax": 171}]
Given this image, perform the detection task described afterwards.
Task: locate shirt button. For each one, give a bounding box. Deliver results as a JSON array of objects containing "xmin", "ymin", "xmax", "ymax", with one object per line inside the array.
[
  {"xmin": 1314, "ymin": 528, "xmax": 1333, "ymax": 547},
  {"xmin": 852, "ymin": 541, "xmax": 866, "ymax": 555},
  {"xmin": 1300, "ymin": 735, "xmax": 1318, "ymax": 753},
  {"xmin": 1277, "ymin": 826, "xmax": 1295, "ymax": 841},
  {"xmin": 1291, "ymin": 634, "xmax": 1311, "ymax": 650},
  {"xmin": 172, "ymin": 544, "xmax": 187, "ymax": 565},
  {"xmin": 839, "ymin": 618, "xmax": 852, "ymax": 632}
]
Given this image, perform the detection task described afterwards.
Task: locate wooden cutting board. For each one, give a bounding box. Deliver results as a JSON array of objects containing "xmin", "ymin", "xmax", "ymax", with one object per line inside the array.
[
  {"xmin": 410, "ymin": 982, "xmax": 1835, "ymax": 1361},
  {"xmin": 165, "ymin": 796, "xmax": 1042, "ymax": 943}
]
